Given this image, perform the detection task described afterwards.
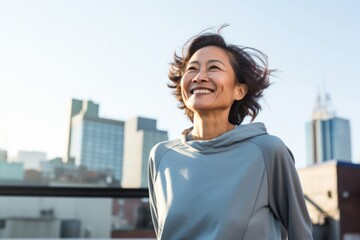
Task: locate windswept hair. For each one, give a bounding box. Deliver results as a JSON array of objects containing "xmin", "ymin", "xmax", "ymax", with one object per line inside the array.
[{"xmin": 168, "ymin": 27, "xmax": 274, "ymax": 125}]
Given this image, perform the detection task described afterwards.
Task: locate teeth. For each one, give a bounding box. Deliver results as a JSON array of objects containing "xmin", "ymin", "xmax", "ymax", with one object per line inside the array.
[{"xmin": 193, "ymin": 89, "xmax": 212, "ymax": 94}]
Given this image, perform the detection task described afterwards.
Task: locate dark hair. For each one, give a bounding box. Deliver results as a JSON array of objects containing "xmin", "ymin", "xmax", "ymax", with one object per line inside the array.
[{"xmin": 168, "ymin": 29, "xmax": 274, "ymax": 125}]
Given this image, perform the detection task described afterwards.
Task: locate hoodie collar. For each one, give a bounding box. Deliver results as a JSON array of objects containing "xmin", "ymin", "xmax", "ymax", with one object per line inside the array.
[{"xmin": 180, "ymin": 122, "xmax": 267, "ymax": 152}]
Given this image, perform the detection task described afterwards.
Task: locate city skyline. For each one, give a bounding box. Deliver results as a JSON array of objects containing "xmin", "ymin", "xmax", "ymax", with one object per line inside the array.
[
  {"xmin": 1, "ymin": 1, "xmax": 360, "ymax": 168},
  {"xmin": 0, "ymin": 98, "xmax": 169, "ymax": 187}
]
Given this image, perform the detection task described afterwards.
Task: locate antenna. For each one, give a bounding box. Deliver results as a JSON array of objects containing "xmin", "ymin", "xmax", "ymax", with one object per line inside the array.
[
  {"xmin": 325, "ymin": 92, "xmax": 336, "ymax": 117},
  {"xmin": 312, "ymin": 85, "xmax": 324, "ymax": 120},
  {"xmin": 312, "ymin": 80, "xmax": 336, "ymax": 120}
]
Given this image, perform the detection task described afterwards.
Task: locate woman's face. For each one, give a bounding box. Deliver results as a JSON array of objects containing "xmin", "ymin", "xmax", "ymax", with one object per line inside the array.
[{"xmin": 180, "ymin": 46, "xmax": 247, "ymax": 116}]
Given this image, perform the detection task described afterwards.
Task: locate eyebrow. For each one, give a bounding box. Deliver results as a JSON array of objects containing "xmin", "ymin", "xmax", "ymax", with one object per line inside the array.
[{"xmin": 188, "ymin": 60, "xmax": 226, "ymax": 67}]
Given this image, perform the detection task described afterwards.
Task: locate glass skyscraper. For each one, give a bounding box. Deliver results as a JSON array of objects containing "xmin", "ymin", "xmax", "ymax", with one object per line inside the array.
[
  {"xmin": 67, "ymin": 99, "xmax": 124, "ymax": 181},
  {"xmin": 306, "ymin": 93, "xmax": 352, "ymax": 165}
]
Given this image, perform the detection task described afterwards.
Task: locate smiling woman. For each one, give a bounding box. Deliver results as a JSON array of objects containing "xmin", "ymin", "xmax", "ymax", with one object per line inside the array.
[
  {"xmin": 148, "ymin": 27, "xmax": 313, "ymax": 240},
  {"xmin": 169, "ymin": 30, "xmax": 272, "ymax": 128},
  {"xmin": 180, "ymin": 46, "xmax": 246, "ymax": 135}
]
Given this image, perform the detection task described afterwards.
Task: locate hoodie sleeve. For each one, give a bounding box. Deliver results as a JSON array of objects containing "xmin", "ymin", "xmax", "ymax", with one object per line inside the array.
[
  {"xmin": 148, "ymin": 145, "xmax": 159, "ymax": 238},
  {"xmin": 261, "ymin": 136, "xmax": 313, "ymax": 240}
]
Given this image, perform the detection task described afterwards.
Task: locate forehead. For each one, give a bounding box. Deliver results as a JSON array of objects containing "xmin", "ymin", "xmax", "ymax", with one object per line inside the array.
[{"xmin": 189, "ymin": 46, "xmax": 231, "ymax": 63}]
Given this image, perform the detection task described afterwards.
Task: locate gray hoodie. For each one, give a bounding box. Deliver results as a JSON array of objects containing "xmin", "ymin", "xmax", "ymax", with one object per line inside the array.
[{"xmin": 148, "ymin": 122, "xmax": 313, "ymax": 240}]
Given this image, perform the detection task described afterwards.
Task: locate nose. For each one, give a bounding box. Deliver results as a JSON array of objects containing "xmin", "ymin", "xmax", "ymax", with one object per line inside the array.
[{"xmin": 192, "ymin": 70, "xmax": 208, "ymax": 83}]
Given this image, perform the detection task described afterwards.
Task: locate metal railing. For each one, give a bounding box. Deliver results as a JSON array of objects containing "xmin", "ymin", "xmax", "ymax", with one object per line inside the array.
[{"xmin": 0, "ymin": 185, "xmax": 149, "ymax": 198}]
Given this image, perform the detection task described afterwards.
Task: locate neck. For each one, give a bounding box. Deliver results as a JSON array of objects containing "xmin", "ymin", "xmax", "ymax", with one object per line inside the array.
[{"xmin": 191, "ymin": 112, "xmax": 235, "ymax": 140}]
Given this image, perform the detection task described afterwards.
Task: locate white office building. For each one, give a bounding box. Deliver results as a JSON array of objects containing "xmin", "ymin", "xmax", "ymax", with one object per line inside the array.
[{"xmin": 121, "ymin": 117, "xmax": 168, "ymax": 188}]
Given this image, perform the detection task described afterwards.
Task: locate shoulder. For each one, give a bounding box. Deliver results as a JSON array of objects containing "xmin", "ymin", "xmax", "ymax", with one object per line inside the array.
[
  {"xmin": 248, "ymin": 133, "xmax": 295, "ymax": 167},
  {"xmin": 249, "ymin": 134, "xmax": 289, "ymax": 155},
  {"xmin": 149, "ymin": 138, "xmax": 182, "ymax": 166},
  {"xmin": 149, "ymin": 139, "xmax": 182, "ymax": 178}
]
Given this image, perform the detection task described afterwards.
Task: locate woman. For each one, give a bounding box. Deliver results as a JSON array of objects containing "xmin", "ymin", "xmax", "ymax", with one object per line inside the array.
[{"xmin": 148, "ymin": 29, "xmax": 313, "ymax": 239}]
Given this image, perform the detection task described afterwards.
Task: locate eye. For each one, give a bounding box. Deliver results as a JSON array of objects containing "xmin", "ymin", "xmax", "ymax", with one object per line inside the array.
[
  {"xmin": 209, "ymin": 65, "xmax": 220, "ymax": 70},
  {"xmin": 186, "ymin": 66, "xmax": 197, "ymax": 71}
]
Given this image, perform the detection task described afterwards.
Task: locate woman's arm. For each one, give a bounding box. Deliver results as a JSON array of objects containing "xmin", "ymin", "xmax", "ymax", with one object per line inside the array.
[
  {"xmin": 262, "ymin": 137, "xmax": 313, "ymax": 240},
  {"xmin": 148, "ymin": 153, "xmax": 159, "ymax": 238}
]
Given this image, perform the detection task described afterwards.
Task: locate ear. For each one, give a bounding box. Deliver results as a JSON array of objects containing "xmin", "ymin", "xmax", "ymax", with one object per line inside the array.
[{"xmin": 234, "ymin": 83, "xmax": 248, "ymax": 101}]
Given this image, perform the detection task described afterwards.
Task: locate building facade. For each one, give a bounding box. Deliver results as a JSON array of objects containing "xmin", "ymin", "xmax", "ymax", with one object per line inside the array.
[
  {"xmin": 17, "ymin": 151, "xmax": 47, "ymax": 170},
  {"xmin": 0, "ymin": 161, "xmax": 24, "ymax": 181},
  {"xmin": 306, "ymin": 93, "xmax": 352, "ymax": 165},
  {"xmin": 298, "ymin": 161, "xmax": 360, "ymax": 240},
  {"xmin": 65, "ymin": 99, "xmax": 99, "ymax": 164},
  {"xmin": 121, "ymin": 117, "xmax": 168, "ymax": 188},
  {"xmin": 67, "ymin": 99, "xmax": 124, "ymax": 182}
]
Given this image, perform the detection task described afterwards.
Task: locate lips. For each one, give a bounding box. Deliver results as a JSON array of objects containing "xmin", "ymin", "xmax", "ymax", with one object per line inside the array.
[{"xmin": 190, "ymin": 87, "xmax": 215, "ymax": 94}]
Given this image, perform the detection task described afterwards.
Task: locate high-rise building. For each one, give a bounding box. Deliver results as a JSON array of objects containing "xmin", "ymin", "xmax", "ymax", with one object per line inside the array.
[
  {"xmin": 66, "ymin": 99, "xmax": 124, "ymax": 181},
  {"xmin": 306, "ymin": 93, "xmax": 352, "ymax": 165},
  {"xmin": 65, "ymin": 99, "xmax": 99, "ymax": 164},
  {"xmin": 121, "ymin": 117, "xmax": 168, "ymax": 188}
]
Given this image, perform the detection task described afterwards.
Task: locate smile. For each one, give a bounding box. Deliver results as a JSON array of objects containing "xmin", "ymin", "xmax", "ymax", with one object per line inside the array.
[{"xmin": 191, "ymin": 88, "xmax": 214, "ymax": 94}]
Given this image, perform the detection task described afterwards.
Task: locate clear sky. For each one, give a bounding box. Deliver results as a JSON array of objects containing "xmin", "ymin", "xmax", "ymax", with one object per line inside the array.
[{"xmin": 0, "ymin": 0, "xmax": 359, "ymax": 168}]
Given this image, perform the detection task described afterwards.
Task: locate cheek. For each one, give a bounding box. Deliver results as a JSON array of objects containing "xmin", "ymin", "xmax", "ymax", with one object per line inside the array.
[{"xmin": 180, "ymin": 77, "xmax": 190, "ymax": 98}]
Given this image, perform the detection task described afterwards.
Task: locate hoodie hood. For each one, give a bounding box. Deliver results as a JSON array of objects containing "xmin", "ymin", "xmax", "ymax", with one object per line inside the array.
[{"xmin": 180, "ymin": 122, "xmax": 267, "ymax": 152}]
